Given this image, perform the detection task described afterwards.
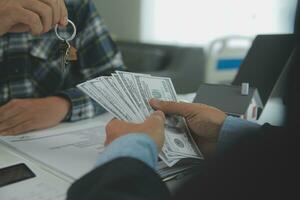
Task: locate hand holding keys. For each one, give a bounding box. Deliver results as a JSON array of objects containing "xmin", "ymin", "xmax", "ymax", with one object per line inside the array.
[{"xmin": 55, "ymin": 19, "xmax": 77, "ymax": 73}]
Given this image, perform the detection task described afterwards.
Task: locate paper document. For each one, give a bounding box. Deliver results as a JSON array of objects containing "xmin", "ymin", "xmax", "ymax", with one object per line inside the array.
[
  {"xmin": 0, "ymin": 142, "xmax": 71, "ymax": 200},
  {"xmin": 0, "ymin": 116, "xmax": 110, "ymax": 180}
]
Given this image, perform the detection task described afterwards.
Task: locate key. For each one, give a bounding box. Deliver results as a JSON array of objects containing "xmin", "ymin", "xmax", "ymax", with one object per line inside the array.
[
  {"xmin": 59, "ymin": 40, "xmax": 71, "ymax": 73},
  {"xmin": 64, "ymin": 40, "xmax": 71, "ymax": 67},
  {"xmin": 55, "ymin": 19, "xmax": 77, "ymax": 73},
  {"xmin": 69, "ymin": 45, "xmax": 78, "ymax": 61}
]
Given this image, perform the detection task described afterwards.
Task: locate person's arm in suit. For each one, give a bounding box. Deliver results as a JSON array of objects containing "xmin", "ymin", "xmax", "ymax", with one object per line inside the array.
[
  {"xmin": 67, "ymin": 111, "xmax": 172, "ymax": 200},
  {"xmin": 150, "ymin": 100, "xmax": 286, "ymax": 200},
  {"xmin": 67, "ymin": 99, "xmax": 265, "ymax": 200},
  {"xmin": 67, "ymin": 157, "xmax": 171, "ymax": 200}
]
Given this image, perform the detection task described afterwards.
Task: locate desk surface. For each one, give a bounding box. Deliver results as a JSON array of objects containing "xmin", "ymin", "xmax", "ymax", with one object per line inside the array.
[
  {"xmin": 0, "ymin": 112, "xmax": 113, "ymax": 200},
  {"xmin": 0, "ymin": 145, "xmax": 70, "ymax": 200},
  {"xmin": 0, "ymin": 94, "xmax": 285, "ymax": 199}
]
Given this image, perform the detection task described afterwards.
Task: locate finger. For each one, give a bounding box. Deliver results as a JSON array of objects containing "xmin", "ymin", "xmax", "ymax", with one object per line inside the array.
[
  {"xmin": 40, "ymin": 0, "xmax": 60, "ymax": 27},
  {"xmin": 0, "ymin": 102, "xmax": 23, "ymax": 122},
  {"xmin": 107, "ymin": 118, "xmax": 119, "ymax": 125},
  {"xmin": 146, "ymin": 111, "xmax": 166, "ymax": 124},
  {"xmin": 59, "ymin": 0, "xmax": 68, "ymax": 26},
  {"xmin": 0, "ymin": 111, "xmax": 28, "ymax": 132},
  {"xmin": 22, "ymin": 0, "xmax": 53, "ymax": 32},
  {"xmin": 9, "ymin": 7, "xmax": 43, "ymax": 35},
  {"xmin": 105, "ymin": 119, "xmax": 142, "ymax": 144},
  {"xmin": 9, "ymin": 24, "xmax": 30, "ymax": 33},
  {"xmin": 0, "ymin": 120, "xmax": 33, "ymax": 136},
  {"xmin": 106, "ymin": 119, "xmax": 137, "ymax": 135},
  {"xmin": 107, "ymin": 112, "xmax": 165, "ymax": 131},
  {"xmin": 105, "ymin": 119, "xmax": 122, "ymax": 145},
  {"xmin": 149, "ymin": 99, "xmax": 196, "ymax": 117}
]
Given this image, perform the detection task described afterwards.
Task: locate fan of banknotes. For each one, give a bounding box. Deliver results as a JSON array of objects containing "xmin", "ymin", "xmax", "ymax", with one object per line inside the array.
[{"xmin": 77, "ymin": 71, "xmax": 203, "ymax": 167}]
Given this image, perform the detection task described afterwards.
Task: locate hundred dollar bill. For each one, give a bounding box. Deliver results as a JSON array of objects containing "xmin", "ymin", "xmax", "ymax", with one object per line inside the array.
[
  {"xmin": 100, "ymin": 77, "xmax": 143, "ymax": 122},
  {"xmin": 116, "ymin": 71, "xmax": 151, "ymax": 117},
  {"xmin": 102, "ymin": 76, "xmax": 144, "ymax": 121},
  {"xmin": 77, "ymin": 81, "xmax": 125, "ymax": 120},
  {"xmin": 160, "ymin": 152, "xmax": 181, "ymax": 167},
  {"xmin": 133, "ymin": 75, "xmax": 178, "ymax": 113},
  {"xmin": 90, "ymin": 80, "xmax": 136, "ymax": 122},
  {"xmin": 165, "ymin": 116, "xmax": 202, "ymax": 157},
  {"xmin": 111, "ymin": 73, "xmax": 144, "ymax": 119},
  {"xmin": 133, "ymin": 75, "xmax": 202, "ymax": 165},
  {"xmin": 77, "ymin": 72, "xmax": 203, "ymax": 167}
]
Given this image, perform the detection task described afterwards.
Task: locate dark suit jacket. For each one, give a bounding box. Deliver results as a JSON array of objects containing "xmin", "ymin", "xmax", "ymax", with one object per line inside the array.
[
  {"xmin": 67, "ymin": 125, "xmax": 289, "ymax": 200},
  {"xmin": 67, "ymin": 158, "xmax": 172, "ymax": 200},
  {"xmin": 67, "ymin": 2, "xmax": 300, "ymax": 200}
]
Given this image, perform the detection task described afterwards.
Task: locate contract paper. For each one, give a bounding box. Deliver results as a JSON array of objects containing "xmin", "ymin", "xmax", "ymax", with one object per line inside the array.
[{"xmin": 0, "ymin": 115, "xmax": 112, "ymax": 180}]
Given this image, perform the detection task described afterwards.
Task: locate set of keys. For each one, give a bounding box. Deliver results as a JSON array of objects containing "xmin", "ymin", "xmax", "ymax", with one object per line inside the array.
[{"xmin": 55, "ymin": 19, "xmax": 77, "ymax": 73}]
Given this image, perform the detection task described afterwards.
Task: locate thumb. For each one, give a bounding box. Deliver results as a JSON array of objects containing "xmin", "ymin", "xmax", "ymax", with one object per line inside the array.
[
  {"xmin": 146, "ymin": 110, "xmax": 165, "ymax": 125},
  {"xmin": 149, "ymin": 99, "xmax": 195, "ymax": 117}
]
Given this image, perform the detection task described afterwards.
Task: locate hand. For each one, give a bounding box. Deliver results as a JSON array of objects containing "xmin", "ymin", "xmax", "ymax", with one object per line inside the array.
[
  {"xmin": 150, "ymin": 99, "xmax": 227, "ymax": 158},
  {"xmin": 105, "ymin": 111, "xmax": 166, "ymax": 151},
  {"xmin": 0, "ymin": 0, "xmax": 68, "ymax": 36},
  {"xmin": 0, "ymin": 97, "xmax": 71, "ymax": 136}
]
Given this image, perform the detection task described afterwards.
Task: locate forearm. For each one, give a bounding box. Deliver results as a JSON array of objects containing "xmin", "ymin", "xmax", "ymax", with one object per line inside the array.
[
  {"xmin": 56, "ymin": 88, "xmax": 106, "ymax": 122},
  {"xmin": 95, "ymin": 117, "xmax": 261, "ymax": 166}
]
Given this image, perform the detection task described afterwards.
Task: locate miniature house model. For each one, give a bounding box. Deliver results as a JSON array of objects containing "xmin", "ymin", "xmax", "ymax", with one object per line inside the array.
[{"xmin": 193, "ymin": 83, "xmax": 263, "ymax": 121}]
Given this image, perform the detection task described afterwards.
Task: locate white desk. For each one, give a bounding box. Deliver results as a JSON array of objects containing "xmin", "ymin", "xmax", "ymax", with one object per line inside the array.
[
  {"xmin": 0, "ymin": 143, "xmax": 71, "ymax": 200},
  {"xmin": 0, "ymin": 113, "xmax": 113, "ymax": 200},
  {"xmin": 0, "ymin": 94, "xmax": 286, "ymax": 199}
]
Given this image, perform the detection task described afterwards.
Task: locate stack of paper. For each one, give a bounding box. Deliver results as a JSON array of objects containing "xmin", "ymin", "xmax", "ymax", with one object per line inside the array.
[{"xmin": 77, "ymin": 71, "xmax": 203, "ymax": 166}]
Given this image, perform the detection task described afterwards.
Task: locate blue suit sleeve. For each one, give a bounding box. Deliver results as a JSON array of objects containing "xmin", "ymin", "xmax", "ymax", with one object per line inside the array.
[{"xmin": 217, "ymin": 116, "xmax": 261, "ymax": 154}]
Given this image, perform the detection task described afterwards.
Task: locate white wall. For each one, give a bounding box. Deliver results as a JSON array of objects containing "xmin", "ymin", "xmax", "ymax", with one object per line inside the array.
[
  {"xmin": 141, "ymin": 0, "xmax": 297, "ymax": 46},
  {"xmin": 93, "ymin": 0, "xmax": 297, "ymax": 45},
  {"xmin": 93, "ymin": 0, "xmax": 142, "ymax": 41}
]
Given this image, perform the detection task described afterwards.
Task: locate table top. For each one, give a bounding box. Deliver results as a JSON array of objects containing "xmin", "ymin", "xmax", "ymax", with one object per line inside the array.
[{"xmin": 0, "ymin": 94, "xmax": 285, "ymax": 199}]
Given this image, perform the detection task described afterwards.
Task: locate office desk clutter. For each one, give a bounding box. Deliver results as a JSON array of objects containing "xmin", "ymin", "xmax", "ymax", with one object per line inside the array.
[{"xmin": 78, "ymin": 71, "xmax": 203, "ymax": 167}]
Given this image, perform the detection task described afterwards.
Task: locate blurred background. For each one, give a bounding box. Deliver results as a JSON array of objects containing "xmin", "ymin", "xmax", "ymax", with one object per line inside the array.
[{"xmin": 93, "ymin": 0, "xmax": 297, "ymax": 94}]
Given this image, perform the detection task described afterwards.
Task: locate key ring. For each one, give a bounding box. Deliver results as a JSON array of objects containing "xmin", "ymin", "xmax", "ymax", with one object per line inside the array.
[{"xmin": 55, "ymin": 19, "xmax": 77, "ymax": 41}]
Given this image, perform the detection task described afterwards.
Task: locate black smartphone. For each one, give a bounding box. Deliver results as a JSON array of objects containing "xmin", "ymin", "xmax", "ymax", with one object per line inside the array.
[{"xmin": 0, "ymin": 163, "xmax": 36, "ymax": 187}]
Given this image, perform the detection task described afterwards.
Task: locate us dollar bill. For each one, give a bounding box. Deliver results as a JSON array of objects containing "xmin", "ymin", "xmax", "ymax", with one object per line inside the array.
[
  {"xmin": 111, "ymin": 73, "xmax": 144, "ymax": 118},
  {"xmin": 77, "ymin": 81, "xmax": 126, "ymax": 120},
  {"xmin": 132, "ymin": 75, "xmax": 202, "ymax": 166},
  {"xmin": 77, "ymin": 72, "xmax": 203, "ymax": 167},
  {"xmin": 100, "ymin": 76, "xmax": 143, "ymax": 122},
  {"xmin": 103, "ymin": 76, "xmax": 143, "ymax": 121},
  {"xmin": 116, "ymin": 71, "xmax": 151, "ymax": 117},
  {"xmin": 133, "ymin": 75, "xmax": 178, "ymax": 113},
  {"xmin": 90, "ymin": 80, "xmax": 136, "ymax": 122}
]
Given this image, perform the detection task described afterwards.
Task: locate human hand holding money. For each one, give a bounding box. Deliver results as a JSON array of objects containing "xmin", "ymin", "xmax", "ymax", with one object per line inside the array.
[
  {"xmin": 77, "ymin": 71, "xmax": 203, "ymax": 167},
  {"xmin": 150, "ymin": 99, "xmax": 227, "ymax": 158},
  {"xmin": 105, "ymin": 111, "xmax": 166, "ymax": 151}
]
